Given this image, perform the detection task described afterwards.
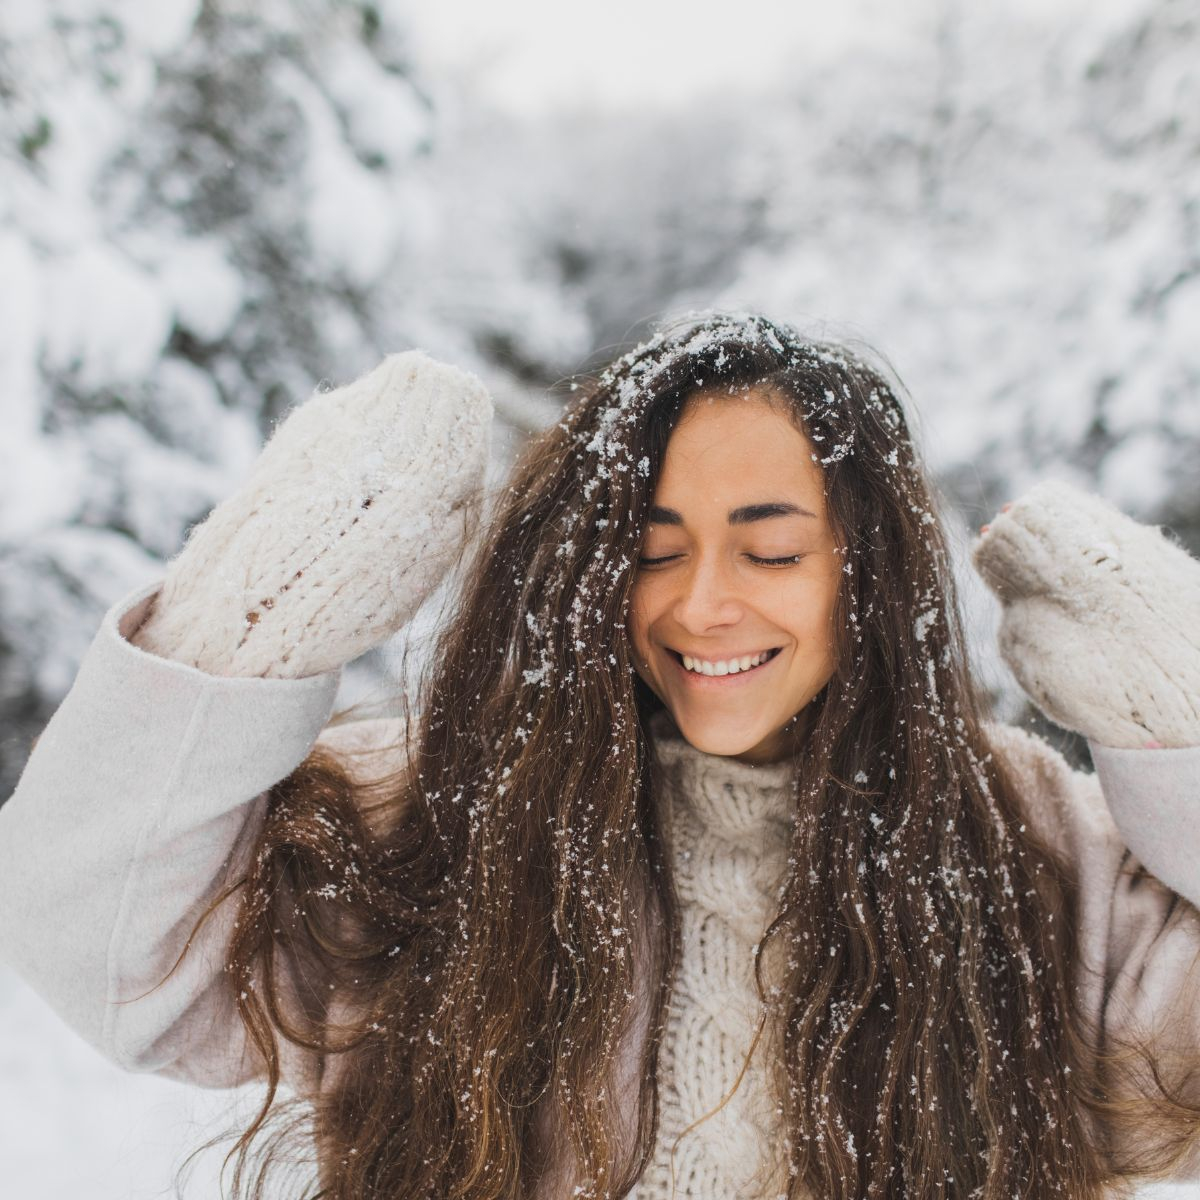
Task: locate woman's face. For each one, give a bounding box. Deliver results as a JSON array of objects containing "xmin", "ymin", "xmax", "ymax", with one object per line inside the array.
[{"xmin": 629, "ymin": 390, "xmax": 842, "ymax": 765}]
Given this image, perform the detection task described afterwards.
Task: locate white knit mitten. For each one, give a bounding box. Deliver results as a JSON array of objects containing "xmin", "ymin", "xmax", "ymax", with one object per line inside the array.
[
  {"xmin": 131, "ymin": 350, "xmax": 492, "ymax": 678},
  {"xmin": 970, "ymin": 480, "xmax": 1200, "ymax": 749}
]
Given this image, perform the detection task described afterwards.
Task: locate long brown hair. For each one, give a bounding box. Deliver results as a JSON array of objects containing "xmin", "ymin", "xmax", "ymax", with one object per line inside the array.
[{"xmin": 170, "ymin": 310, "xmax": 1200, "ymax": 1198}]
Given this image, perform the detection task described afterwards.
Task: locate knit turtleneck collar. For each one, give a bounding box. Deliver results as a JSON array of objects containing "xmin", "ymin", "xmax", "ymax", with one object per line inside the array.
[{"xmin": 646, "ymin": 707, "xmax": 794, "ymax": 845}]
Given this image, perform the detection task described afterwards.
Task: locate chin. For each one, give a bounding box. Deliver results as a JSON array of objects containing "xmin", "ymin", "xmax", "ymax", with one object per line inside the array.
[{"xmin": 675, "ymin": 718, "xmax": 771, "ymax": 760}]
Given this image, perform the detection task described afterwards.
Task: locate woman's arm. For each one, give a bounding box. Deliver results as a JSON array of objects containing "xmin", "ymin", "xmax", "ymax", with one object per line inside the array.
[
  {"xmin": 0, "ymin": 578, "xmax": 342, "ymax": 1094},
  {"xmin": 974, "ymin": 481, "xmax": 1200, "ymax": 1172},
  {"xmin": 0, "ymin": 352, "xmax": 491, "ymax": 1096}
]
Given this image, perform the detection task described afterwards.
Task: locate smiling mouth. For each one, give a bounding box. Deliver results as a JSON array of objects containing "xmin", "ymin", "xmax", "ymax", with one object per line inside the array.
[{"xmin": 666, "ymin": 646, "xmax": 783, "ymax": 677}]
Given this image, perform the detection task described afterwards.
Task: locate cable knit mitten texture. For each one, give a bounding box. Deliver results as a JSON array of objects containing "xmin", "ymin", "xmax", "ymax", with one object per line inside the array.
[
  {"xmin": 970, "ymin": 480, "xmax": 1200, "ymax": 749},
  {"xmin": 132, "ymin": 350, "xmax": 492, "ymax": 678}
]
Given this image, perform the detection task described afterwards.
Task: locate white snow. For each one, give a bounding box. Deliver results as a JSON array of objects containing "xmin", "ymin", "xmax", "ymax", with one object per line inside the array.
[
  {"xmin": 154, "ymin": 239, "xmax": 245, "ymax": 343},
  {"xmin": 42, "ymin": 245, "xmax": 173, "ymax": 388},
  {"xmin": 0, "ymin": 964, "xmax": 286, "ymax": 1199}
]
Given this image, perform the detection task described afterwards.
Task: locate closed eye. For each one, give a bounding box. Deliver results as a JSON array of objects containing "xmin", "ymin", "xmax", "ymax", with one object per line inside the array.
[{"xmin": 636, "ymin": 554, "xmax": 807, "ymax": 568}]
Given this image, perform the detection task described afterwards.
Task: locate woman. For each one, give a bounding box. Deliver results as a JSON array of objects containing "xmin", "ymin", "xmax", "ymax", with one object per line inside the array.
[{"xmin": 1, "ymin": 310, "xmax": 1199, "ymax": 1199}]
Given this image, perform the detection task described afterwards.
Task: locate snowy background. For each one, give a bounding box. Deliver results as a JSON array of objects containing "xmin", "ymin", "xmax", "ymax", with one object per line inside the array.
[{"xmin": 1, "ymin": 0, "xmax": 1198, "ymax": 1193}]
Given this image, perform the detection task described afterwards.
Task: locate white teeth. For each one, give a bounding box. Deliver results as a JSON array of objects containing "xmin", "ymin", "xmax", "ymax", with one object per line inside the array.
[{"xmin": 681, "ymin": 649, "xmax": 773, "ymax": 675}]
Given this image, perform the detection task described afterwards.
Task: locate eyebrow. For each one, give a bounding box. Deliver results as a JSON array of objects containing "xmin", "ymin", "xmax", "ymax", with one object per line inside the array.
[{"xmin": 648, "ymin": 501, "xmax": 818, "ymax": 526}]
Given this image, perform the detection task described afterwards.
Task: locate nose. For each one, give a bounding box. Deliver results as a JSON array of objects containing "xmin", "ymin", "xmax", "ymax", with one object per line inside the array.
[{"xmin": 671, "ymin": 554, "xmax": 746, "ymax": 633}]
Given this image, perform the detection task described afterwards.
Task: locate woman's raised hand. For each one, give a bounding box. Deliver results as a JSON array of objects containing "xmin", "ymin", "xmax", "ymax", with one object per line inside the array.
[
  {"xmin": 971, "ymin": 480, "xmax": 1200, "ymax": 749},
  {"xmin": 132, "ymin": 350, "xmax": 493, "ymax": 678}
]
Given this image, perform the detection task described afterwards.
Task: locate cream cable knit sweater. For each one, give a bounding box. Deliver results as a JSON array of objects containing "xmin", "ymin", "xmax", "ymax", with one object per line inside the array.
[{"xmin": 631, "ymin": 708, "xmax": 794, "ymax": 1200}]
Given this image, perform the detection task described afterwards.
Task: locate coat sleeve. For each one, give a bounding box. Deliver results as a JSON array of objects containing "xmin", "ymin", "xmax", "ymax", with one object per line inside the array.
[
  {"xmin": 985, "ymin": 722, "xmax": 1200, "ymax": 1175},
  {"xmin": 0, "ymin": 577, "xmax": 347, "ymax": 1096}
]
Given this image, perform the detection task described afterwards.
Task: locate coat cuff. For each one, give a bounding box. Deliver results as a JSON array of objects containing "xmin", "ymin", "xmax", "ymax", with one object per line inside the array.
[{"xmin": 1089, "ymin": 739, "xmax": 1200, "ymax": 907}]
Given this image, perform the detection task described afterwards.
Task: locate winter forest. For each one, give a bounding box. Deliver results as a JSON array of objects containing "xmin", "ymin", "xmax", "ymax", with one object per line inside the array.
[{"xmin": 1, "ymin": 0, "xmax": 1198, "ymax": 1194}]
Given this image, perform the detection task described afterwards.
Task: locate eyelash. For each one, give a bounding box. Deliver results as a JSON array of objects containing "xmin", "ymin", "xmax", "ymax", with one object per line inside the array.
[{"xmin": 636, "ymin": 553, "xmax": 805, "ymax": 568}]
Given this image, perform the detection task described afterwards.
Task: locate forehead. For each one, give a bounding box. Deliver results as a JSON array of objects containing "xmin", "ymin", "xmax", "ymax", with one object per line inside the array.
[{"xmin": 655, "ymin": 391, "xmax": 824, "ymax": 509}]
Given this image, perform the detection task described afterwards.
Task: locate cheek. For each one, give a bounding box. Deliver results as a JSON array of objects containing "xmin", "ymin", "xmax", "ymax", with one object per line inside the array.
[
  {"xmin": 810, "ymin": 580, "xmax": 841, "ymax": 660},
  {"xmin": 782, "ymin": 578, "xmax": 840, "ymax": 650},
  {"xmin": 627, "ymin": 601, "xmax": 661, "ymax": 684},
  {"xmin": 627, "ymin": 584, "xmax": 671, "ymax": 684},
  {"xmin": 627, "ymin": 582, "xmax": 655, "ymax": 643}
]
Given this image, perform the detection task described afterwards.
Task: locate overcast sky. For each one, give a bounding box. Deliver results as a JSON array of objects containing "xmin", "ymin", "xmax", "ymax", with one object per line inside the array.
[
  {"xmin": 404, "ymin": 0, "xmax": 938, "ymax": 115},
  {"xmin": 402, "ymin": 0, "xmax": 1135, "ymax": 117}
]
